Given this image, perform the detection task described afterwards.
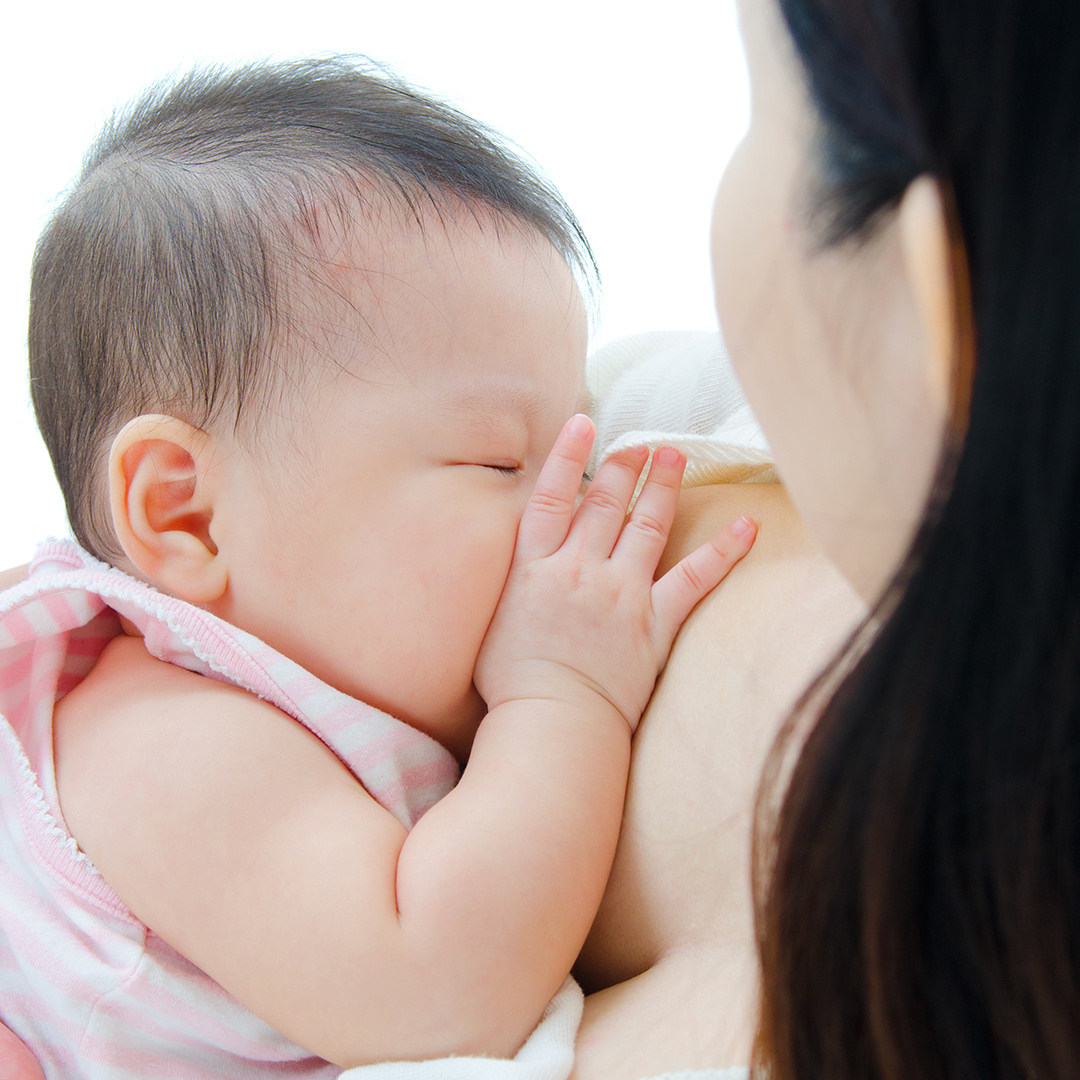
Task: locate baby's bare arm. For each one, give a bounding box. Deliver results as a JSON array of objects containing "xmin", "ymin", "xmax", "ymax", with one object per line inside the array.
[
  {"xmin": 59, "ymin": 636, "xmax": 589, "ymax": 1064},
  {"xmin": 55, "ymin": 638, "xmax": 420, "ymax": 1064},
  {"xmin": 58, "ymin": 645, "xmax": 622, "ymax": 1066}
]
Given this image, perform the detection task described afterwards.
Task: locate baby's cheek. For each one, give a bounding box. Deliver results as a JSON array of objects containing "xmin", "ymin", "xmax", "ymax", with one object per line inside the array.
[{"xmin": 456, "ymin": 516, "xmax": 520, "ymax": 634}]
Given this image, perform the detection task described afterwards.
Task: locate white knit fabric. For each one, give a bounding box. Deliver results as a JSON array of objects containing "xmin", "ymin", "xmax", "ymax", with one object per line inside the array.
[{"xmin": 587, "ymin": 330, "xmax": 777, "ymax": 487}]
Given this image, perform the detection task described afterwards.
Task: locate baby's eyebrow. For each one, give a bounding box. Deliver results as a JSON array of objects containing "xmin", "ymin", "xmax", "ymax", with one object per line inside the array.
[
  {"xmin": 442, "ymin": 383, "xmax": 544, "ymax": 422},
  {"xmin": 440, "ymin": 381, "xmax": 592, "ymax": 426}
]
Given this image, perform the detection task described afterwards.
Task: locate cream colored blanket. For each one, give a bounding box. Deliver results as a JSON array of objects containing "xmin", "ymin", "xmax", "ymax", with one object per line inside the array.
[{"xmin": 588, "ymin": 330, "xmax": 775, "ymax": 486}]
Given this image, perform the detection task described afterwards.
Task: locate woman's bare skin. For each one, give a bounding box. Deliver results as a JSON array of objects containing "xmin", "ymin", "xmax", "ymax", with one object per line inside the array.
[{"xmin": 572, "ymin": 483, "xmax": 865, "ymax": 1079}]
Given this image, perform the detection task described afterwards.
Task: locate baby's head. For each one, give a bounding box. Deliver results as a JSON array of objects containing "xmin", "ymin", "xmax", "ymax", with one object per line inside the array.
[{"xmin": 30, "ymin": 58, "xmax": 592, "ymax": 755}]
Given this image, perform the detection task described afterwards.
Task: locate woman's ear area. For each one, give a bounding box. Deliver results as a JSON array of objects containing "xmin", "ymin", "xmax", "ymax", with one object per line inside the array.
[
  {"xmin": 108, "ymin": 414, "xmax": 229, "ymax": 604},
  {"xmin": 897, "ymin": 175, "xmax": 956, "ymax": 419}
]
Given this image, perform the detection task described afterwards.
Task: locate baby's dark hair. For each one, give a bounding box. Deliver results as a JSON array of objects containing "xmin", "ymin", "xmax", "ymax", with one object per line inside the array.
[{"xmin": 29, "ymin": 56, "xmax": 596, "ymax": 562}]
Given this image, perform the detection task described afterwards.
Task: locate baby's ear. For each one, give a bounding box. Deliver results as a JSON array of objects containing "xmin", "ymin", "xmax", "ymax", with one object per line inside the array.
[{"xmin": 109, "ymin": 415, "xmax": 228, "ymax": 603}]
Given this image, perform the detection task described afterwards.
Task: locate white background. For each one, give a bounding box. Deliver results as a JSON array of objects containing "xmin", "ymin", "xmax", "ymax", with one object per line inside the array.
[{"xmin": 0, "ymin": 0, "xmax": 749, "ymax": 567}]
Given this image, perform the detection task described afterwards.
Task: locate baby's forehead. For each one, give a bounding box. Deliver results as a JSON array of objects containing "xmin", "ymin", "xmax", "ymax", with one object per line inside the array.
[
  {"xmin": 301, "ymin": 197, "xmax": 576, "ymax": 293},
  {"xmin": 425, "ymin": 374, "xmax": 591, "ymax": 426},
  {"xmin": 284, "ymin": 201, "xmax": 588, "ymax": 388}
]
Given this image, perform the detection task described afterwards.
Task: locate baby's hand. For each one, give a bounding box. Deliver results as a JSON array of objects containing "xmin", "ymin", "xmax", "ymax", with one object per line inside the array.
[{"xmin": 474, "ymin": 414, "xmax": 757, "ymax": 733}]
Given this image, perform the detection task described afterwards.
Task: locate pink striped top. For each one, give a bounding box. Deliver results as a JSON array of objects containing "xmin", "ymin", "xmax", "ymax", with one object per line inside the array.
[{"xmin": 0, "ymin": 539, "xmax": 460, "ymax": 1077}]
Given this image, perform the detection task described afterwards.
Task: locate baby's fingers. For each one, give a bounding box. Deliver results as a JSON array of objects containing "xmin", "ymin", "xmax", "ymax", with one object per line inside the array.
[
  {"xmin": 569, "ymin": 445, "xmax": 650, "ymax": 556},
  {"xmin": 610, "ymin": 446, "xmax": 687, "ymax": 573},
  {"xmin": 515, "ymin": 414, "xmax": 595, "ymax": 560},
  {"xmin": 651, "ymin": 515, "xmax": 757, "ymax": 643}
]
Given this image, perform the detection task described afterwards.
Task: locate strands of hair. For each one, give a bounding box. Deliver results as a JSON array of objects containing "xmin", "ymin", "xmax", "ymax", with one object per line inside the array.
[
  {"xmin": 28, "ymin": 56, "xmax": 596, "ymax": 561},
  {"xmin": 754, "ymin": 2, "xmax": 1080, "ymax": 1079}
]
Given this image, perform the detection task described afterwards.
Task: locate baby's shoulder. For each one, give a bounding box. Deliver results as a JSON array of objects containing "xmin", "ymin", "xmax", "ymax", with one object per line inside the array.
[
  {"xmin": 53, "ymin": 636, "xmax": 373, "ymax": 883},
  {"xmin": 62, "ymin": 631, "xmax": 226, "ymax": 704},
  {"xmin": 54, "ymin": 632, "xmax": 281, "ymax": 769}
]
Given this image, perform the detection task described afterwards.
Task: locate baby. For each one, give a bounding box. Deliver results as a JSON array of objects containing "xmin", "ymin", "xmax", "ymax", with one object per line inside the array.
[{"xmin": 0, "ymin": 59, "xmax": 755, "ymax": 1074}]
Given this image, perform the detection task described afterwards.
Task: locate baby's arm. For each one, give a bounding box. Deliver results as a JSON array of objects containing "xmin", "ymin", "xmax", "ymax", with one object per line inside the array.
[
  {"xmin": 0, "ymin": 1019, "xmax": 44, "ymax": 1080},
  {"xmin": 53, "ymin": 416, "xmax": 756, "ymax": 1067}
]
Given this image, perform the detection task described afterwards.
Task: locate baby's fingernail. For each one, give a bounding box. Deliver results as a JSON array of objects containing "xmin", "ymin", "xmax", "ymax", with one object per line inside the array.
[
  {"xmin": 566, "ymin": 413, "xmax": 593, "ymax": 439},
  {"xmin": 654, "ymin": 446, "xmax": 682, "ymax": 467},
  {"xmin": 731, "ymin": 515, "xmax": 754, "ymax": 536}
]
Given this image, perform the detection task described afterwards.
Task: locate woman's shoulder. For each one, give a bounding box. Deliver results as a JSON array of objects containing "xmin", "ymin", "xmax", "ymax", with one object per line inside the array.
[{"xmin": 657, "ymin": 482, "xmax": 811, "ymax": 573}]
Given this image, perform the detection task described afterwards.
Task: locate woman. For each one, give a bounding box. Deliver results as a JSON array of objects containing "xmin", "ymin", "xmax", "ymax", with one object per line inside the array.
[
  {"xmin": 579, "ymin": 0, "xmax": 1080, "ymax": 1075},
  {"xmin": 752, "ymin": 0, "xmax": 1080, "ymax": 1072}
]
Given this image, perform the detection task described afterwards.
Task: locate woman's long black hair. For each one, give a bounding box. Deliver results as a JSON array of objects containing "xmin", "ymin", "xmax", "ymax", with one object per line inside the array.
[{"xmin": 755, "ymin": 2, "xmax": 1080, "ymax": 1077}]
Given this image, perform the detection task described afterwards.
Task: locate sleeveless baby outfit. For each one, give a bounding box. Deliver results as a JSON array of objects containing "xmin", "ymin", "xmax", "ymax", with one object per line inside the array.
[{"xmin": 0, "ymin": 539, "xmax": 460, "ymax": 1077}]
